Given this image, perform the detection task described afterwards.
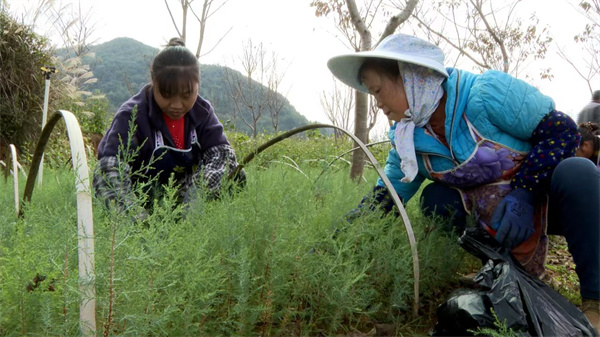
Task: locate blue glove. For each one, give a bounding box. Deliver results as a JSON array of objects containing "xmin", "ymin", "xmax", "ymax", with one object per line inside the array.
[{"xmin": 490, "ymin": 188, "xmax": 535, "ymax": 249}]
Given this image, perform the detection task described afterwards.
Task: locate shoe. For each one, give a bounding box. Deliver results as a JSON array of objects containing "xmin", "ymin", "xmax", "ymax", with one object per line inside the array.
[{"xmin": 582, "ymin": 298, "xmax": 600, "ymax": 333}]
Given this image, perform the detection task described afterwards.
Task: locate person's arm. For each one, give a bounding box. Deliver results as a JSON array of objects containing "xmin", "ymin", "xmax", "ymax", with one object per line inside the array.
[
  {"xmin": 200, "ymin": 144, "xmax": 245, "ymax": 198},
  {"xmin": 511, "ymin": 110, "xmax": 580, "ymax": 195},
  {"xmin": 376, "ymin": 146, "xmax": 426, "ymax": 203},
  {"xmin": 93, "ymin": 156, "xmax": 136, "ymax": 213},
  {"xmin": 94, "ymin": 106, "xmax": 142, "ymax": 212},
  {"xmin": 470, "ymin": 71, "xmax": 578, "ymax": 192},
  {"xmin": 346, "ymin": 146, "xmax": 425, "ymax": 220},
  {"xmin": 187, "ymin": 100, "xmax": 246, "ymax": 199},
  {"xmin": 491, "ymin": 111, "xmax": 579, "ymax": 248},
  {"xmin": 468, "ymin": 71, "xmax": 579, "ymax": 247}
]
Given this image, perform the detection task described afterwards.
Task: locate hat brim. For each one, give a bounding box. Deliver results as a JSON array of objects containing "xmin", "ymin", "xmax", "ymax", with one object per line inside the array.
[{"xmin": 327, "ymin": 50, "xmax": 449, "ymax": 94}]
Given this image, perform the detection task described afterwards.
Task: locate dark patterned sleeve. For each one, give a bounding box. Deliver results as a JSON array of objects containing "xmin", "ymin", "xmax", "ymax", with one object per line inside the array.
[
  {"xmin": 198, "ymin": 144, "xmax": 246, "ymax": 197},
  {"xmin": 92, "ymin": 156, "xmax": 135, "ymax": 212},
  {"xmin": 511, "ymin": 111, "xmax": 580, "ymax": 195}
]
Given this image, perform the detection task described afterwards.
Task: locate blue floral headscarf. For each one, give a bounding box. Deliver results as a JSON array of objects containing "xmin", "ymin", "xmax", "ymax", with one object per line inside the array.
[{"xmin": 394, "ymin": 62, "xmax": 446, "ymax": 182}]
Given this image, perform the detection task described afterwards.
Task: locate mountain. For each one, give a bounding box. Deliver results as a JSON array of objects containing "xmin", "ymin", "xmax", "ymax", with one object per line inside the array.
[{"xmin": 69, "ymin": 37, "xmax": 310, "ymax": 134}]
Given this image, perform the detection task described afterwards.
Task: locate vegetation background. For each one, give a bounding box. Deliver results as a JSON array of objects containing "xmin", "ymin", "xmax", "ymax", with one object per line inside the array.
[
  {"xmin": 0, "ymin": 0, "xmax": 585, "ymax": 335},
  {"xmin": 56, "ymin": 37, "xmax": 312, "ymax": 135},
  {"xmin": 1, "ymin": 134, "xmax": 476, "ymax": 336}
]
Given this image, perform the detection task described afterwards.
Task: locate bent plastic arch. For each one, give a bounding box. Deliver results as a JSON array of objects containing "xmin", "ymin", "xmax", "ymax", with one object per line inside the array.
[
  {"xmin": 228, "ymin": 123, "xmax": 420, "ymax": 317},
  {"xmin": 21, "ymin": 110, "xmax": 96, "ymax": 336},
  {"xmin": 9, "ymin": 144, "xmax": 20, "ymax": 216}
]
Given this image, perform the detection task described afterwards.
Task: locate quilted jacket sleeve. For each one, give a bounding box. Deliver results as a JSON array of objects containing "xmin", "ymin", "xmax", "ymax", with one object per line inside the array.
[{"xmin": 375, "ymin": 145, "xmax": 425, "ymax": 203}]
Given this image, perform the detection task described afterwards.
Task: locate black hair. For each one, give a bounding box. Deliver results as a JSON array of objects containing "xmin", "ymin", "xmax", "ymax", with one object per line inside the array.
[
  {"xmin": 357, "ymin": 58, "xmax": 400, "ymax": 86},
  {"xmin": 593, "ymin": 90, "xmax": 600, "ymax": 101},
  {"xmin": 151, "ymin": 38, "xmax": 199, "ymax": 98},
  {"xmin": 578, "ymin": 122, "xmax": 600, "ymax": 164}
]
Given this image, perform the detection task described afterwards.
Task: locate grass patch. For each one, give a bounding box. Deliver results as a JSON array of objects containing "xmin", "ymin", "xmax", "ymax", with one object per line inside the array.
[
  {"xmin": 543, "ymin": 236, "xmax": 581, "ymax": 304},
  {"xmin": 0, "ymin": 163, "xmax": 474, "ymax": 335},
  {"xmin": 1, "ymin": 131, "xmax": 578, "ymax": 335}
]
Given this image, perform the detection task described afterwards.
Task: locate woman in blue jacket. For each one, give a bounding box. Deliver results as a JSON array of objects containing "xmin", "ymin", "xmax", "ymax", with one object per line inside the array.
[
  {"xmin": 328, "ymin": 34, "xmax": 599, "ymax": 330},
  {"xmin": 93, "ymin": 38, "xmax": 245, "ymax": 216}
]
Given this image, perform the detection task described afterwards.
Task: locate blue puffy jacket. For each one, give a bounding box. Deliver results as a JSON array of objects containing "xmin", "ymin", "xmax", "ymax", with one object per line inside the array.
[{"xmin": 376, "ymin": 68, "xmax": 555, "ymax": 202}]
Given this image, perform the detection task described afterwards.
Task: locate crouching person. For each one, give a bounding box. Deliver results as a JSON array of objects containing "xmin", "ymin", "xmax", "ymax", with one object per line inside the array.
[
  {"xmin": 327, "ymin": 33, "xmax": 599, "ymax": 332},
  {"xmin": 93, "ymin": 38, "xmax": 245, "ymax": 218}
]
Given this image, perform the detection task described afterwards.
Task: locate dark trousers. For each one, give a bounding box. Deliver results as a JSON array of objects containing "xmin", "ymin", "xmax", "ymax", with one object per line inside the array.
[{"xmin": 420, "ymin": 157, "xmax": 600, "ymax": 300}]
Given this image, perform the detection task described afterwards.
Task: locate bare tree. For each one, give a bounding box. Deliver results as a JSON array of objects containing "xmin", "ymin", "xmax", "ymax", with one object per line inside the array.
[
  {"xmin": 118, "ymin": 64, "xmax": 136, "ymax": 96},
  {"xmin": 411, "ymin": 0, "xmax": 552, "ymax": 78},
  {"xmin": 366, "ymin": 95, "xmax": 379, "ymax": 141},
  {"xmin": 163, "ymin": 0, "xmax": 231, "ymax": 64},
  {"xmin": 265, "ymin": 50, "xmax": 289, "ymax": 133},
  {"xmin": 266, "ymin": 81, "xmax": 284, "ymax": 133},
  {"xmin": 312, "ymin": 0, "xmax": 419, "ymax": 180},
  {"xmin": 224, "ymin": 40, "xmax": 270, "ymax": 137},
  {"xmin": 46, "ymin": 1, "xmax": 97, "ymax": 57},
  {"xmin": 224, "ymin": 40, "xmax": 289, "ymax": 137},
  {"xmin": 320, "ymin": 77, "xmax": 355, "ymax": 139},
  {"xmin": 557, "ymin": 0, "xmax": 600, "ymax": 95},
  {"xmin": 19, "ymin": 0, "xmax": 100, "ymax": 105},
  {"xmin": 56, "ymin": 6, "xmax": 98, "ymax": 102}
]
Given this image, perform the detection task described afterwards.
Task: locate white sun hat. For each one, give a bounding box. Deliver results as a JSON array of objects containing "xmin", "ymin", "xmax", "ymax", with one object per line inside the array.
[{"xmin": 327, "ymin": 34, "xmax": 448, "ymax": 94}]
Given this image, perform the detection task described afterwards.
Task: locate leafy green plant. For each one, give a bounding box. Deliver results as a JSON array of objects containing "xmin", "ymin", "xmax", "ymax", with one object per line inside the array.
[
  {"xmin": 543, "ymin": 236, "xmax": 581, "ymax": 304},
  {"xmin": 0, "ymin": 155, "xmax": 470, "ymax": 336},
  {"xmin": 0, "ymin": 10, "xmax": 56, "ymax": 163},
  {"xmin": 58, "ymin": 93, "xmax": 111, "ymax": 136},
  {"xmin": 228, "ymin": 130, "xmax": 389, "ymax": 174},
  {"xmin": 471, "ymin": 309, "xmax": 522, "ymax": 337},
  {"xmin": 0, "ymin": 118, "xmax": 481, "ymax": 335}
]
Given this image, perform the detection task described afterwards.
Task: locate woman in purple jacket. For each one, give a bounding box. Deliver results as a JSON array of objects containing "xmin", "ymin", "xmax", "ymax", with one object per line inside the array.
[{"xmin": 93, "ymin": 38, "xmax": 245, "ymax": 215}]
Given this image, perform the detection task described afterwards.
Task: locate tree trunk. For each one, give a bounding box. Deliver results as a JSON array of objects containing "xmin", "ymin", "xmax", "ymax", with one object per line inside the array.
[
  {"xmin": 346, "ymin": 0, "xmax": 372, "ymax": 181},
  {"xmin": 350, "ymin": 90, "xmax": 369, "ymax": 180},
  {"xmin": 316, "ymin": 0, "xmax": 418, "ymax": 180}
]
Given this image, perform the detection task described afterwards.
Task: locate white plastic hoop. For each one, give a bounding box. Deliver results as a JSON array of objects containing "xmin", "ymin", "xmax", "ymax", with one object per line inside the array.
[
  {"xmin": 9, "ymin": 144, "xmax": 19, "ymax": 216},
  {"xmin": 22, "ymin": 110, "xmax": 96, "ymax": 335}
]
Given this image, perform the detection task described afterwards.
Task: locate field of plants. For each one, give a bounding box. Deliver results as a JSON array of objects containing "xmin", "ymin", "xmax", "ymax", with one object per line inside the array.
[
  {"xmin": 2, "ymin": 129, "xmax": 584, "ymax": 336},
  {"xmin": 0, "ymin": 131, "xmax": 485, "ymax": 336}
]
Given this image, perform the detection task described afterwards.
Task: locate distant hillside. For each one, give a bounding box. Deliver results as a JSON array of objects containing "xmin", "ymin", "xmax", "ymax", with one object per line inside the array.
[
  {"xmin": 84, "ymin": 37, "xmax": 157, "ymax": 109},
  {"xmin": 63, "ymin": 37, "xmax": 309, "ymax": 134}
]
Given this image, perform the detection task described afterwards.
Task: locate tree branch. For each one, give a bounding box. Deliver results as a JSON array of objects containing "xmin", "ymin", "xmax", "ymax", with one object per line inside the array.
[
  {"xmin": 411, "ymin": 14, "xmax": 490, "ymax": 69},
  {"xmin": 470, "ymin": 0, "xmax": 509, "ymax": 72},
  {"xmin": 164, "ymin": 0, "xmax": 182, "ymax": 38},
  {"xmin": 346, "ymin": 0, "xmax": 371, "ymax": 49},
  {"xmin": 377, "ymin": 0, "xmax": 419, "ymax": 45}
]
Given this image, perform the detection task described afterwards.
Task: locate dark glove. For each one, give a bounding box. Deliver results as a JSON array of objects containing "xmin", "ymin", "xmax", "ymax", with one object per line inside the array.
[
  {"xmin": 226, "ymin": 166, "xmax": 247, "ymax": 195},
  {"xmin": 344, "ymin": 185, "xmax": 397, "ymax": 223},
  {"xmin": 490, "ymin": 188, "xmax": 535, "ymax": 249}
]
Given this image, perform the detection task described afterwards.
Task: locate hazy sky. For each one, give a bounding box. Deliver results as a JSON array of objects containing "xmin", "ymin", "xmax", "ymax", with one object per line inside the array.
[
  {"xmin": 9, "ymin": 0, "xmax": 597, "ymax": 135},
  {"xmin": 14, "ymin": 0, "xmax": 345, "ymax": 122}
]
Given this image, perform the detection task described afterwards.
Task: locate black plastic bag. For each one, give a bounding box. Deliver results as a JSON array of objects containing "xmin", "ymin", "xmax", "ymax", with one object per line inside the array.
[{"xmin": 433, "ymin": 227, "xmax": 598, "ymax": 337}]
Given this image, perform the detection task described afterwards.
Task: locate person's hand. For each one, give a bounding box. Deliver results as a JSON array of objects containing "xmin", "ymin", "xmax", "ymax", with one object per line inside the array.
[
  {"xmin": 344, "ymin": 185, "xmax": 396, "ymax": 223},
  {"xmin": 490, "ymin": 188, "xmax": 535, "ymax": 249},
  {"xmin": 129, "ymin": 208, "xmax": 149, "ymax": 227}
]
